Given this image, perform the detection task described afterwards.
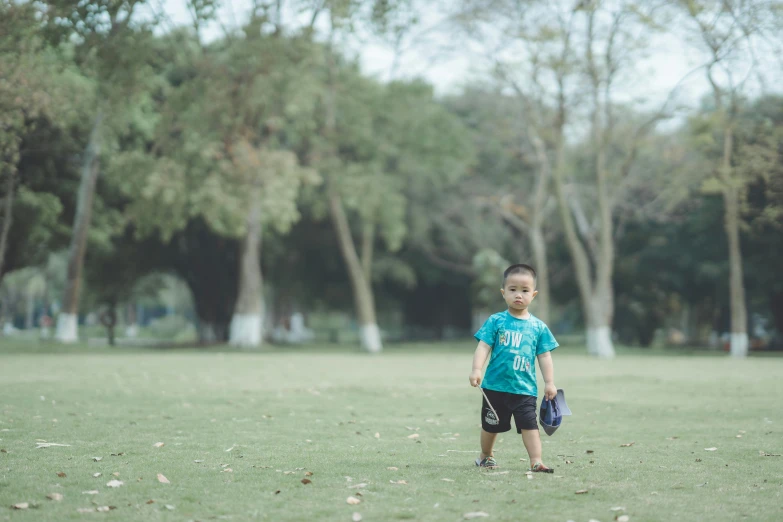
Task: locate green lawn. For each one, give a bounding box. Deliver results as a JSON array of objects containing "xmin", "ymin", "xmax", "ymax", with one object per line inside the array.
[{"xmin": 1, "ymin": 341, "xmax": 781, "ymax": 522}]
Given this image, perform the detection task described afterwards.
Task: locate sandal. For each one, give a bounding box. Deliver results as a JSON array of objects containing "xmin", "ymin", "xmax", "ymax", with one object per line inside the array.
[
  {"xmin": 531, "ymin": 462, "xmax": 554, "ymax": 473},
  {"xmin": 475, "ymin": 456, "xmax": 498, "ymax": 469}
]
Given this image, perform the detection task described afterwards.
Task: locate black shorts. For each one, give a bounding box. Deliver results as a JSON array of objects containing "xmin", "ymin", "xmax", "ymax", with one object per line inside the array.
[{"xmin": 480, "ymin": 388, "xmax": 537, "ymax": 433}]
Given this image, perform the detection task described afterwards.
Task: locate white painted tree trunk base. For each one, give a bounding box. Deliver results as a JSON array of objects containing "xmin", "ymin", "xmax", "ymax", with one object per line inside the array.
[
  {"xmin": 55, "ymin": 313, "xmax": 79, "ymax": 344},
  {"xmin": 229, "ymin": 314, "xmax": 263, "ymax": 348},
  {"xmin": 586, "ymin": 326, "xmax": 615, "ymax": 359},
  {"xmin": 125, "ymin": 324, "xmax": 138, "ymax": 339},
  {"xmin": 729, "ymin": 332, "xmax": 748, "ymax": 358},
  {"xmin": 360, "ymin": 323, "xmax": 382, "ymax": 353}
]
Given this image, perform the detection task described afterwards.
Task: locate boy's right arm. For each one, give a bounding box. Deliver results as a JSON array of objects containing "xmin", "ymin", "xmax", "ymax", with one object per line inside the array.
[{"xmin": 469, "ymin": 341, "xmax": 492, "ymax": 387}]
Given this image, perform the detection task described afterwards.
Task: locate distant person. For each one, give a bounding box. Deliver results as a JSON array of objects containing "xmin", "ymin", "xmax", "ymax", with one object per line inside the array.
[
  {"xmin": 468, "ymin": 264, "xmax": 559, "ymax": 472},
  {"xmin": 39, "ymin": 314, "xmax": 52, "ymax": 339}
]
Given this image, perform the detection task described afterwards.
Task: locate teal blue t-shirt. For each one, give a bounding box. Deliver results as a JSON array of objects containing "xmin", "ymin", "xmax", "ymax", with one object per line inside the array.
[{"xmin": 474, "ymin": 311, "xmax": 559, "ymax": 397}]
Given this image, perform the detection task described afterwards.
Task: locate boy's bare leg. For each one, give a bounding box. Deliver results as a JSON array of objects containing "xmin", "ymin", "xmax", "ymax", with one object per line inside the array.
[
  {"xmin": 479, "ymin": 429, "xmax": 498, "ymax": 459},
  {"xmin": 521, "ymin": 429, "xmax": 544, "ymax": 466}
]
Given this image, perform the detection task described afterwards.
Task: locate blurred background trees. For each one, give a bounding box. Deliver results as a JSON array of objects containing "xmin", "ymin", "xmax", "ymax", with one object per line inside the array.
[{"xmin": 1, "ymin": 0, "xmax": 781, "ymax": 356}]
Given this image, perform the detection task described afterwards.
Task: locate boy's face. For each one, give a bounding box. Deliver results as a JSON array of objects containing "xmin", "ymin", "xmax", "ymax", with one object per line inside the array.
[{"xmin": 501, "ymin": 273, "xmax": 538, "ymax": 313}]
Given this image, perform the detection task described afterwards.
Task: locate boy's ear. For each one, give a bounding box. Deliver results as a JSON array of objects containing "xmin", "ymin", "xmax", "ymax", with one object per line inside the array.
[{"xmin": 532, "ymin": 290, "xmax": 539, "ymax": 298}]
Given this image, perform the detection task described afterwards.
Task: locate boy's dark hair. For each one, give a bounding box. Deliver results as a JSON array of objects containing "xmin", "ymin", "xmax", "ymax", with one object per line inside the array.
[{"xmin": 502, "ymin": 264, "xmax": 537, "ymax": 287}]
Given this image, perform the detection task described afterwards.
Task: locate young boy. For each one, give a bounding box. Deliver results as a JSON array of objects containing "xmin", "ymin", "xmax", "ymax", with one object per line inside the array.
[{"xmin": 469, "ymin": 263, "xmax": 558, "ymax": 472}]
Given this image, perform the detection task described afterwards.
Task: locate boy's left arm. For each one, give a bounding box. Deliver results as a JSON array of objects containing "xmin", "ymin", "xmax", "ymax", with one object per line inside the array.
[{"xmin": 536, "ymin": 352, "xmax": 557, "ymax": 400}]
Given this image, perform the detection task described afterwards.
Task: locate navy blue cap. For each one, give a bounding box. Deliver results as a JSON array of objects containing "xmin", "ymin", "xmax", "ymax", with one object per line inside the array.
[{"xmin": 539, "ymin": 389, "xmax": 572, "ymax": 436}]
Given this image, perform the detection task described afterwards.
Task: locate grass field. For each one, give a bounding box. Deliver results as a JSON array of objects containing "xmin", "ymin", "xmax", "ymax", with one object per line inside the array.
[{"xmin": 1, "ymin": 340, "xmax": 781, "ymax": 522}]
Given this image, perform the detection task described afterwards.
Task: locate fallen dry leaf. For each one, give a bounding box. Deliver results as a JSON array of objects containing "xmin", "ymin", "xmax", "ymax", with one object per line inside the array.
[
  {"xmin": 586, "ymin": 450, "xmax": 594, "ymax": 454},
  {"xmin": 305, "ymin": 471, "xmax": 313, "ymax": 476},
  {"xmin": 146, "ymin": 500, "xmax": 154, "ymax": 504},
  {"xmin": 352, "ymin": 513, "xmax": 363, "ymax": 522},
  {"xmin": 704, "ymin": 447, "xmax": 718, "ymax": 451},
  {"xmin": 47, "ymin": 493, "xmax": 63, "ymax": 501},
  {"xmin": 164, "ymin": 504, "xmax": 175, "ymax": 511},
  {"xmin": 82, "ymin": 490, "xmax": 99, "ymax": 495},
  {"xmin": 106, "ymin": 480, "xmax": 123, "ymax": 488},
  {"xmin": 1, "ymin": 449, "xmax": 7, "ymax": 453},
  {"xmin": 575, "ymin": 489, "xmax": 589, "ymax": 494},
  {"xmin": 92, "ymin": 457, "xmax": 102, "ymax": 462},
  {"xmin": 77, "ymin": 507, "xmax": 95, "ymax": 513},
  {"xmin": 617, "ymin": 516, "xmax": 630, "ymax": 522},
  {"xmin": 93, "ymin": 473, "xmax": 102, "ymax": 478},
  {"xmin": 442, "ymin": 478, "xmax": 455, "ymax": 482},
  {"xmin": 407, "ymin": 433, "xmax": 420, "ymax": 439},
  {"xmin": 194, "ymin": 460, "xmax": 204, "ymax": 463},
  {"xmin": 760, "ymin": 451, "xmax": 782, "ymax": 456},
  {"xmin": 463, "ymin": 512, "xmax": 489, "ymax": 519},
  {"xmin": 96, "ymin": 506, "xmax": 113, "ymax": 512},
  {"xmin": 112, "ymin": 472, "xmax": 120, "ymax": 477},
  {"xmin": 153, "ymin": 442, "xmax": 165, "ymax": 448},
  {"xmin": 387, "ymin": 467, "xmax": 398, "ymax": 471},
  {"xmin": 110, "ymin": 452, "xmax": 124, "ymax": 456},
  {"xmin": 610, "ymin": 507, "xmax": 626, "ymax": 512},
  {"xmin": 157, "ymin": 473, "xmax": 170, "ymax": 484},
  {"xmin": 374, "ymin": 433, "xmax": 380, "ymax": 439},
  {"xmin": 346, "ymin": 496, "xmax": 361, "ymax": 505},
  {"xmin": 350, "ymin": 483, "xmax": 368, "ymax": 489},
  {"xmin": 620, "ymin": 442, "xmax": 635, "ymax": 447},
  {"xmin": 301, "ymin": 478, "xmax": 312, "ymax": 485},
  {"xmin": 12, "ymin": 502, "xmax": 29, "ymax": 510},
  {"xmin": 57, "ymin": 472, "xmax": 67, "ymax": 478},
  {"xmin": 390, "ymin": 480, "xmax": 407, "ymax": 485},
  {"xmin": 221, "ymin": 468, "xmax": 233, "ymax": 473}
]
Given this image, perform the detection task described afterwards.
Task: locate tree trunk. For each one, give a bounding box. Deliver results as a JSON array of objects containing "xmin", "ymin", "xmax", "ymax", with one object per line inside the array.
[
  {"xmin": 0, "ymin": 170, "xmax": 16, "ymax": 286},
  {"xmin": 125, "ymin": 302, "xmax": 138, "ymax": 338},
  {"xmin": 170, "ymin": 219, "xmax": 238, "ymax": 344},
  {"xmin": 322, "ymin": 32, "xmax": 381, "ymax": 353},
  {"xmin": 328, "ymin": 190, "xmax": 382, "ymax": 352},
  {"xmin": 721, "ymin": 125, "xmax": 748, "ymax": 357},
  {"xmin": 56, "ymin": 111, "xmax": 103, "ymax": 344},
  {"xmin": 229, "ymin": 202, "xmax": 264, "ymax": 348},
  {"xmin": 552, "ymin": 136, "xmax": 614, "ymax": 357},
  {"xmin": 529, "ymin": 223, "xmax": 550, "ymax": 323}
]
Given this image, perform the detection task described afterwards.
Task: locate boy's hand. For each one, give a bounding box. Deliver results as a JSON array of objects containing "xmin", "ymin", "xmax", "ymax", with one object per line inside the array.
[
  {"xmin": 469, "ymin": 369, "xmax": 482, "ymax": 387},
  {"xmin": 544, "ymin": 383, "xmax": 557, "ymax": 400}
]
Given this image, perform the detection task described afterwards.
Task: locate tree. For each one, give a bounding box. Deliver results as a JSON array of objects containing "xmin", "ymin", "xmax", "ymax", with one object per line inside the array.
[
  {"xmin": 678, "ymin": 0, "xmax": 783, "ymax": 357},
  {"xmin": 302, "ymin": 0, "xmax": 471, "ymax": 352},
  {"xmin": 0, "ymin": 3, "xmax": 76, "ymax": 285},
  {"xmin": 451, "ymin": 0, "xmax": 584, "ymax": 325},
  {"xmin": 41, "ymin": 0, "xmax": 158, "ymax": 343},
  {"xmin": 447, "ymin": 85, "xmax": 560, "ymax": 322},
  {"xmin": 112, "ymin": 21, "xmax": 319, "ymax": 345}
]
